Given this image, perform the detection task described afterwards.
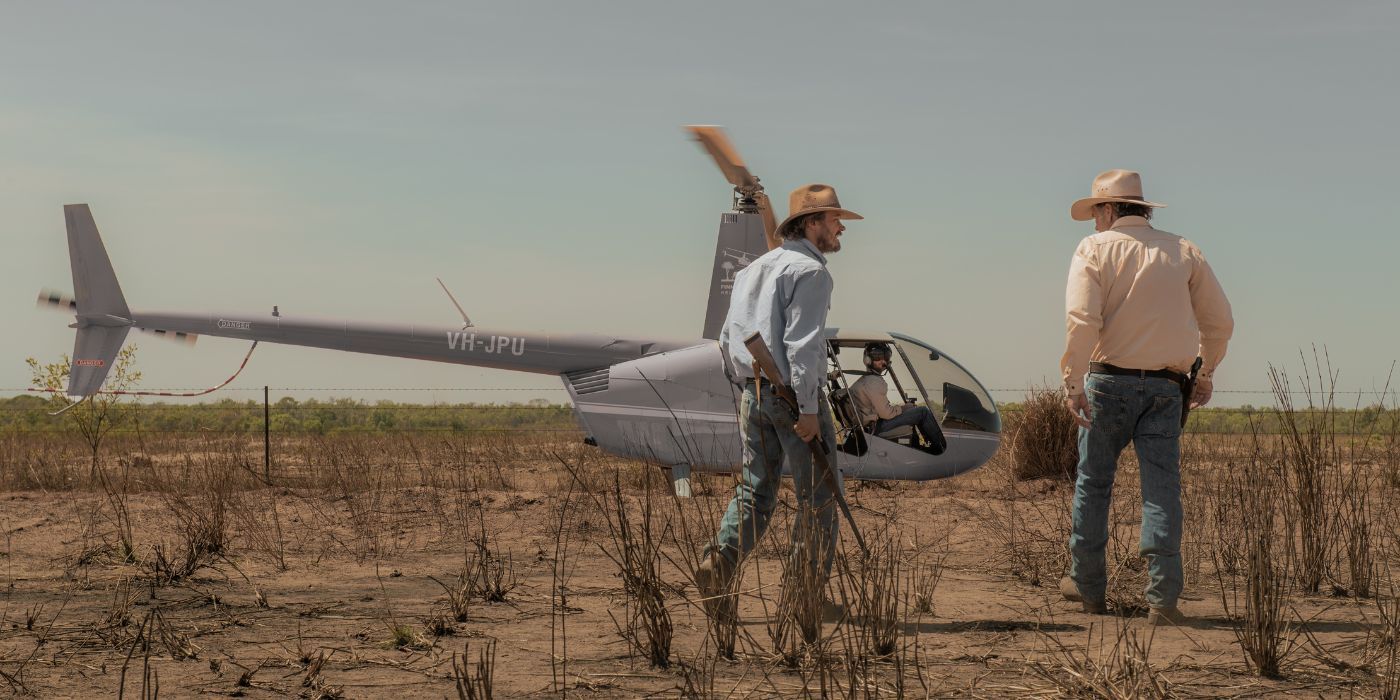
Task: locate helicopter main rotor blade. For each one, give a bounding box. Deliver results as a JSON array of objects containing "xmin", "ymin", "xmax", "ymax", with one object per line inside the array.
[
  {"xmin": 685, "ymin": 125, "xmax": 759, "ymax": 190},
  {"xmin": 755, "ymin": 192, "xmax": 780, "ymax": 251}
]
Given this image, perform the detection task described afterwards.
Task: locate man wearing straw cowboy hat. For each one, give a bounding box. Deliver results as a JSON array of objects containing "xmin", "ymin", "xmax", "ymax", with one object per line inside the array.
[
  {"xmin": 697, "ymin": 184, "xmax": 861, "ymax": 632},
  {"xmin": 1059, "ymin": 170, "xmax": 1234, "ymax": 626}
]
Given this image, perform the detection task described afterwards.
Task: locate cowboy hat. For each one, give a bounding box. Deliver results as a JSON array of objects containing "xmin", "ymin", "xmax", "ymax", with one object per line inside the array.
[
  {"xmin": 776, "ymin": 183, "xmax": 863, "ymax": 234},
  {"xmin": 1070, "ymin": 170, "xmax": 1166, "ymax": 221}
]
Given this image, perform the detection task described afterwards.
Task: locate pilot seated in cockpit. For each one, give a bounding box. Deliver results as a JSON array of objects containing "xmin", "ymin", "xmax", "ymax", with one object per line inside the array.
[{"xmin": 849, "ymin": 342, "xmax": 947, "ymax": 455}]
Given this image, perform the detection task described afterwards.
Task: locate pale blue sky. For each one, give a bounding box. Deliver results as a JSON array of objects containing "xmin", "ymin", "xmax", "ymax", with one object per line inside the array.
[{"xmin": 3, "ymin": 2, "xmax": 1397, "ymax": 407}]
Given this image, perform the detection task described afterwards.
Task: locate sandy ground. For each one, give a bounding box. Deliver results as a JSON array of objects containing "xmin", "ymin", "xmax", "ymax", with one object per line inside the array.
[{"xmin": 0, "ymin": 443, "xmax": 1396, "ymax": 698}]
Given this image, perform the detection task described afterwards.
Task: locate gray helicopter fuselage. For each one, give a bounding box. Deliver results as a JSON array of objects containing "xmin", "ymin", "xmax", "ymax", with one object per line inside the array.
[{"xmin": 564, "ymin": 337, "xmax": 1000, "ymax": 482}]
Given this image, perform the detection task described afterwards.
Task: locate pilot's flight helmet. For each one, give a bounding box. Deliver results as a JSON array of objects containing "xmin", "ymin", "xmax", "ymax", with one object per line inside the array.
[{"xmin": 863, "ymin": 342, "xmax": 893, "ymax": 373}]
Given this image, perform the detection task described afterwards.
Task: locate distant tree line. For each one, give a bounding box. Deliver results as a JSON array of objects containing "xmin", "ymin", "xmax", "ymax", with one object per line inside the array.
[
  {"xmin": 999, "ymin": 402, "xmax": 1399, "ymax": 435},
  {"xmin": 0, "ymin": 395, "xmax": 578, "ymax": 434},
  {"xmin": 4, "ymin": 395, "xmax": 1395, "ymax": 436}
]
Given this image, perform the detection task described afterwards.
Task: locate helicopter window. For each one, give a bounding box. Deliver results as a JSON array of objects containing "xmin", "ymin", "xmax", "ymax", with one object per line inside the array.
[
  {"xmin": 889, "ymin": 336, "xmax": 1001, "ymax": 433},
  {"xmin": 828, "ymin": 341, "xmax": 911, "ymax": 407},
  {"xmin": 827, "ymin": 339, "xmax": 921, "ymax": 433}
]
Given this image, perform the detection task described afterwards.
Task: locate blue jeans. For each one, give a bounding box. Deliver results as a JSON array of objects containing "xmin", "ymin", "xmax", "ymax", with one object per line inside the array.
[
  {"xmin": 710, "ymin": 384, "xmax": 841, "ymax": 572},
  {"xmin": 873, "ymin": 405, "xmax": 946, "ymax": 453},
  {"xmin": 1068, "ymin": 373, "xmax": 1183, "ymax": 608}
]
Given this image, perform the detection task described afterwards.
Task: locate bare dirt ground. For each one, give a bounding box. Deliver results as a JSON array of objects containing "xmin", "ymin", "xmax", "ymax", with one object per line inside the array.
[{"xmin": 0, "ymin": 430, "xmax": 1396, "ymax": 698}]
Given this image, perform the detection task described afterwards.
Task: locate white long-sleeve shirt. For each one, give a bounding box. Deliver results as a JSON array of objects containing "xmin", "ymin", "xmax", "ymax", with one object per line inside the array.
[{"xmin": 719, "ymin": 238, "xmax": 833, "ymax": 414}]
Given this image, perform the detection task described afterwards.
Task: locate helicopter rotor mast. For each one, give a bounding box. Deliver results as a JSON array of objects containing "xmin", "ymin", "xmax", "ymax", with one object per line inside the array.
[{"xmin": 685, "ymin": 125, "xmax": 780, "ymax": 250}]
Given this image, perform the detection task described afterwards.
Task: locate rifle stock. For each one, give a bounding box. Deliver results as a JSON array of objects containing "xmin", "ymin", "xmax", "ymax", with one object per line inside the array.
[{"xmin": 744, "ymin": 333, "xmax": 799, "ymax": 405}]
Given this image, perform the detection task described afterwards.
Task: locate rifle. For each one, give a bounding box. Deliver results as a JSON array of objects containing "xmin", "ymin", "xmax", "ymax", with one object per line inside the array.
[
  {"xmin": 1180, "ymin": 356, "xmax": 1204, "ymax": 429},
  {"xmin": 743, "ymin": 332, "xmax": 868, "ymax": 556}
]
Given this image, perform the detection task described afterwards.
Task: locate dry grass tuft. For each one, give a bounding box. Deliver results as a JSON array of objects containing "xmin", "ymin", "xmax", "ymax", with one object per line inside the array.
[{"xmin": 1009, "ymin": 387, "xmax": 1079, "ymax": 482}]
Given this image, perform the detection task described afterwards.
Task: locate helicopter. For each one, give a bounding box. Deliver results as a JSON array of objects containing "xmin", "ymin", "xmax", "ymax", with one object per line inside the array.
[{"xmin": 39, "ymin": 126, "xmax": 1001, "ymax": 495}]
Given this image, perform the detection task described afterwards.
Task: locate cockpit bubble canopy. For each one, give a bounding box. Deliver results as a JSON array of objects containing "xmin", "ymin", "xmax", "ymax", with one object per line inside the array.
[
  {"xmin": 888, "ymin": 333, "xmax": 1000, "ymax": 433},
  {"xmin": 829, "ymin": 330, "xmax": 1001, "ymax": 435}
]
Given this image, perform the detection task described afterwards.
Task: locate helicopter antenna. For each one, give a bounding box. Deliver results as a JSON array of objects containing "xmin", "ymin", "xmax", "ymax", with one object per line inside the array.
[
  {"xmin": 435, "ymin": 277, "xmax": 474, "ymax": 329},
  {"xmin": 686, "ymin": 125, "xmax": 780, "ymax": 249}
]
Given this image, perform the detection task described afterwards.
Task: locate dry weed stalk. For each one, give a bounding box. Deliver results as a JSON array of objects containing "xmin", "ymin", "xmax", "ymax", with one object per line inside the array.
[
  {"xmin": 1375, "ymin": 570, "xmax": 1400, "ymax": 699},
  {"xmin": 321, "ymin": 437, "xmax": 393, "ymax": 560},
  {"xmin": 228, "ymin": 489, "xmax": 288, "ymax": 572},
  {"xmin": 465, "ymin": 520, "xmax": 518, "ymax": 603},
  {"xmin": 116, "ymin": 611, "xmax": 158, "ymax": 700},
  {"xmin": 964, "ymin": 456, "xmax": 1070, "ymax": 587},
  {"xmin": 676, "ymin": 654, "xmax": 717, "ymax": 700},
  {"xmin": 375, "ymin": 565, "xmax": 431, "ymax": 651},
  {"xmin": 560, "ymin": 454, "xmax": 674, "ymax": 668},
  {"xmin": 1335, "ymin": 369, "xmax": 1394, "ymax": 599},
  {"xmin": 772, "ymin": 504, "xmax": 831, "ymax": 663},
  {"xmin": 96, "ymin": 468, "xmax": 139, "ymax": 564},
  {"xmin": 1030, "ymin": 621, "xmax": 1171, "ymax": 699},
  {"xmin": 1214, "ymin": 435, "xmax": 1299, "ymax": 678},
  {"xmin": 599, "ymin": 467, "xmax": 673, "ymax": 667},
  {"xmin": 429, "ymin": 570, "xmax": 473, "ymax": 623},
  {"xmin": 94, "ymin": 577, "xmax": 139, "ymax": 647},
  {"xmin": 148, "ymin": 607, "xmax": 200, "ymax": 660},
  {"xmin": 453, "ymin": 638, "xmax": 497, "ymax": 700},
  {"xmin": 301, "ymin": 650, "xmax": 343, "ymax": 698},
  {"xmin": 1338, "ymin": 462, "xmax": 1378, "ymax": 598},
  {"xmin": 657, "ymin": 468, "xmax": 745, "ymax": 662},
  {"xmin": 151, "ymin": 463, "xmax": 234, "ymax": 583},
  {"xmin": 1104, "ymin": 489, "xmax": 1150, "ymax": 618},
  {"xmin": 908, "ymin": 528, "xmax": 952, "ymax": 616},
  {"xmin": 1269, "ymin": 354, "xmax": 1339, "ymax": 594},
  {"xmin": 833, "ymin": 523, "xmax": 902, "ymax": 659},
  {"xmin": 548, "ymin": 479, "xmax": 580, "ymax": 692}
]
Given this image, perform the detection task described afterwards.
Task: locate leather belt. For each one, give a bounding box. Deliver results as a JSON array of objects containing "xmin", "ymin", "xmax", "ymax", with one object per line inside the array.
[{"xmin": 1089, "ymin": 362, "xmax": 1187, "ymax": 386}]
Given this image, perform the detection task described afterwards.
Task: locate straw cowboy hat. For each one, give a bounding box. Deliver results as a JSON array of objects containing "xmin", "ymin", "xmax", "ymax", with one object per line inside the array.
[
  {"xmin": 1070, "ymin": 170, "xmax": 1166, "ymax": 221},
  {"xmin": 776, "ymin": 183, "xmax": 863, "ymax": 234}
]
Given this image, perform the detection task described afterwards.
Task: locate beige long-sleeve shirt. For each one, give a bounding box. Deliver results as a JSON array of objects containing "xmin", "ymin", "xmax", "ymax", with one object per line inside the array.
[
  {"xmin": 1060, "ymin": 216, "xmax": 1234, "ymax": 396},
  {"xmin": 850, "ymin": 372, "xmax": 903, "ymax": 426}
]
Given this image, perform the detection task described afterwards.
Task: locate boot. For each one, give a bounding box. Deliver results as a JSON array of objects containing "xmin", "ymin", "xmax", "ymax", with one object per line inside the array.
[
  {"xmin": 1060, "ymin": 576, "xmax": 1107, "ymax": 614},
  {"xmin": 695, "ymin": 553, "xmax": 735, "ymax": 616},
  {"xmin": 1147, "ymin": 606, "xmax": 1188, "ymax": 626}
]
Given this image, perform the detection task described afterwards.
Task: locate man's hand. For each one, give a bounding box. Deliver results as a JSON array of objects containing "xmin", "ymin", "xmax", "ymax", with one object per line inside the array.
[
  {"xmin": 795, "ymin": 413, "xmax": 820, "ymax": 443},
  {"xmin": 1065, "ymin": 393, "xmax": 1092, "ymax": 429},
  {"xmin": 1190, "ymin": 377, "xmax": 1213, "ymax": 409}
]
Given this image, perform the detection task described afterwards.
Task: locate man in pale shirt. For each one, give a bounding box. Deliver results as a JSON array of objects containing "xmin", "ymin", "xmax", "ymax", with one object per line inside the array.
[
  {"xmin": 849, "ymin": 342, "xmax": 946, "ymax": 453},
  {"xmin": 1058, "ymin": 170, "xmax": 1233, "ymax": 626},
  {"xmin": 698, "ymin": 184, "xmax": 861, "ymax": 633}
]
